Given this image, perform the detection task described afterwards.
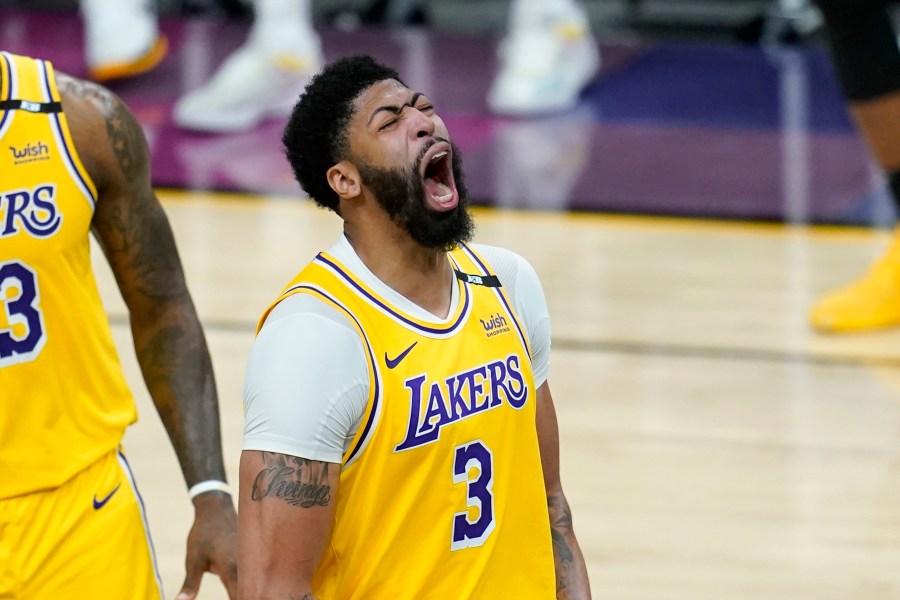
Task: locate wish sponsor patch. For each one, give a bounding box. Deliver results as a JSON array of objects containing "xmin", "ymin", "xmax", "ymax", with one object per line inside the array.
[
  {"xmin": 9, "ymin": 140, "xmax": 50, "ymax": 165},
  {"xmin": 479, "ymin": 313, "xmax": 510, "ymax": 338}
]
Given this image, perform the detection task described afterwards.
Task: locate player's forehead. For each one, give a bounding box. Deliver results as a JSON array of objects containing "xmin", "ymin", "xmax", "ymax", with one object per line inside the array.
[{"xmin": 353, "ymin": 79, "xmax": 418, "ymax": 118}]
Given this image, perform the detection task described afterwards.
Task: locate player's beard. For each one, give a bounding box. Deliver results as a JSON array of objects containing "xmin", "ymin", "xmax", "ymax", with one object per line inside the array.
[{"xmin": 357, "ymin": 141, "xmax": 474, "ymax": 251}]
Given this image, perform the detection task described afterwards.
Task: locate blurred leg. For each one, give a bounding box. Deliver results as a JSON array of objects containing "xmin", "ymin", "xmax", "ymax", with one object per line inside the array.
[
  {"xmin": 81, "ymin": 0, "xmax": 168, "ymax": 81},
  {"xmin": 487, "ymin": 0, "xmax": 600, "ymax": 116},
  {"xmin": 173, "ymin": 0, "xmax": 322, "ymax": 132}
]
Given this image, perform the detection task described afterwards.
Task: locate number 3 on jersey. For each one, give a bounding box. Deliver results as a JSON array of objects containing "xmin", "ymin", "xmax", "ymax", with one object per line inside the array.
[
  {"xmin": 451, "ymin": 440, "xmax": 496, "ymax": 550},
  {"xmin": 0, "ymin": 260, "xmax": 47, "ymax": 366}
]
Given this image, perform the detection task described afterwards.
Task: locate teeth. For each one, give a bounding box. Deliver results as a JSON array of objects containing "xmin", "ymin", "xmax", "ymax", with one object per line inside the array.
[
  {"xmin": 433, "ymin": 183, "xmax": 453, "ymax": 202},
  {"xmin": 430, "ymin": 151, "xmax": 448, "ymax": 163}
]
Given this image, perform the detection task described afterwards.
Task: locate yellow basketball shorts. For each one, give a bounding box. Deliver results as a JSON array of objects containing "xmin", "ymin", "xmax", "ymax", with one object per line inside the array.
[{"xmin": 0, "ymin": 448, "xmax": 163, "ymax": 599}]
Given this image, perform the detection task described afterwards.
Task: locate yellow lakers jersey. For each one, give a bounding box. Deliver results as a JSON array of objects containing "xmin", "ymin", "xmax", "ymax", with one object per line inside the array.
[
  {"xmin": 0, "ymin": 53, "xmax": 135, "ymax": 499},
  {"xmin": 258, "ymin": 244, "xmax": 556, "ymax": 599}
]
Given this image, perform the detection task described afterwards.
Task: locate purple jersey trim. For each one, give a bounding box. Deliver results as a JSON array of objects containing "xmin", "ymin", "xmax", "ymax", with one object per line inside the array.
[
  {"xmin": 281, "ymin": 283, "xmax": 382, "ymax": 466},
  {"xmin": 38, "ymin": 59, "xmax": 96, "ymax": 207},
  {"xmin": 314, "ymin": 253, "xmax": 471, "ymax": 336},
  {"xmin": 0, "ymin": 53, "xmax": 16, "ymax": 136},
  {"xmin": 458, "ymin": 244, "xmax": 532, "ymax": 361},
  {"xmin": 116, "ymin": 449, "xmax": 165, "ymax": 599}
]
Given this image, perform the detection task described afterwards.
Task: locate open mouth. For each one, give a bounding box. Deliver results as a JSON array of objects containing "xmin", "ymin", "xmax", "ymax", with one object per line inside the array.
[{"xmin": 421, "ymin": 143, "xmax": 458, "ymax": 210}]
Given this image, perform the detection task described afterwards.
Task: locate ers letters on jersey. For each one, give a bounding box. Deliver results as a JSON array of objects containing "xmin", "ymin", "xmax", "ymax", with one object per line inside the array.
[{"xmin": 1, "ymin": 184, "xmax": 63, "ymax": 238}]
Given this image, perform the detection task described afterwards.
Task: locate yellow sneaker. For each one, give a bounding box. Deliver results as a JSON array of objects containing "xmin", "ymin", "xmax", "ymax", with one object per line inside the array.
[{"xmin": 810, "ymin": 228, "xmax": 900, "ymax": 332}]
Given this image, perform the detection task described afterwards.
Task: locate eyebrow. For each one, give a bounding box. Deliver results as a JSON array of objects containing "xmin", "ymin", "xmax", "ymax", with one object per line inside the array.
[{"xmin": 367, "ymin": 92, "xmax": 424, "ymax": 125}]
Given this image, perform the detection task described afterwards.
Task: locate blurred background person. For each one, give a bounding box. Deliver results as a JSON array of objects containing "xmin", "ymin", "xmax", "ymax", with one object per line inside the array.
[
  {"xmin": 808, "ymin": 0, "xmax": 900, "ymax": 332},
  {"xmin": 80, "ymin": 0, "xmax": 599, "ymax": 129}
]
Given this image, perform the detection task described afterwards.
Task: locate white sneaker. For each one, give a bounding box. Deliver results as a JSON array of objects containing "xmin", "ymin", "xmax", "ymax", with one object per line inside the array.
[
  {"xmin": 173, "ymin": 38, "xmax": 322, "ymax": 133},
  {"xmin": 81, "ymin": 0, "xmax": 167, "ymax": 81},
  {"xmin": 487, "ymin": 14, "xmax": 600, "ymax": 116}
]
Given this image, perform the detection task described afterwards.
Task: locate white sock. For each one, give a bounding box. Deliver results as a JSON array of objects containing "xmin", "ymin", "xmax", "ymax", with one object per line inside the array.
[
  {"xmin": 509, "ymin": 0, "xmax": 586, "ymax": 29},
  {"xmin": 249, "ymin": 0, "xmax": 316, "ymax": 52}
]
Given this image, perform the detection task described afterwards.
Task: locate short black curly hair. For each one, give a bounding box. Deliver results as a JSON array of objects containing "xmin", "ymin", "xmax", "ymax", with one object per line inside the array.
[{"xmin": 282, "ymin": 55, "xmax": 404, "ymax": 212}]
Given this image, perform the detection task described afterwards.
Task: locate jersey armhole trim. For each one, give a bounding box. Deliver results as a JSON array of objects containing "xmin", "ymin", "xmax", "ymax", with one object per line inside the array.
[
  {"xmin": 286, "ymin": 284, "xmax": 382, "ymax": 469},
  {"xmin": 0, "ymin": 52, "xmax": 16, "ymax": 137},
  {"xmin": 39, "ymin": 59, "xmax": 98, "ymax": 208}
]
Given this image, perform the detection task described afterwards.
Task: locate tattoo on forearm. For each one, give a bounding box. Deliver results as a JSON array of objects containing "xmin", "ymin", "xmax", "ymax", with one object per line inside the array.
[
  {"xmin": 549, "ymin": 493, "xmax": 576, "ymax": 594},
  {"xmin": 92, "ymin": 186, "xmax": 187, "ymax": 303},
  {"xmin": 251, "ymin": 453, "xmax": 331, "ymax": 508}
]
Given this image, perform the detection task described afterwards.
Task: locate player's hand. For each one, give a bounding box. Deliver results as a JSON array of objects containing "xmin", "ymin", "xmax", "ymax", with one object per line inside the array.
[{"xmin": 176, "ymin": 491, "xmax": 238, "ymax": 600}]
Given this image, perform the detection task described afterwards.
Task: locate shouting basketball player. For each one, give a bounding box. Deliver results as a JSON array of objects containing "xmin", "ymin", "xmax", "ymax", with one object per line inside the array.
[
  {"xmin": 0, "ymin": 53, "xmax": 237, "ymax": 599},
  {"xmin": 238, "ymin": 55, "xmax": 591, "ymax": 599}
]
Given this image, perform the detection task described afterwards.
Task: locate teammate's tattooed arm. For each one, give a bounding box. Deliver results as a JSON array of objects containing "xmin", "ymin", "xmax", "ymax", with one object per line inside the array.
[{"xmin": 58, "ymin": 72, "xmax": 238, "ymax": 600}]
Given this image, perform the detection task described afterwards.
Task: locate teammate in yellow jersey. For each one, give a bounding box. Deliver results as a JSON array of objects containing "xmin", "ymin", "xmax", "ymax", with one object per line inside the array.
[
  {"xmin": 0, "ymin": 53, "xmax": 236, "ymax": 598},
  {"xmin": 238, "ymin": 55, "xmax": 591, "ymax": 599}
]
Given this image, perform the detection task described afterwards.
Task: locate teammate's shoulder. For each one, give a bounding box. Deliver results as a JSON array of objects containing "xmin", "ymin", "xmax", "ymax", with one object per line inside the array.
[{"xmin": 56, "ymin": 72, "xmax": 119, "ymax": 123}]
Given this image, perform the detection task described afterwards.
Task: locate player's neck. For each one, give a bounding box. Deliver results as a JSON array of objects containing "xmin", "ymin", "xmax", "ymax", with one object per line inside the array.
[{"xmin": 344, "ymin": 223, "xmax": 454, "ymax": 319}]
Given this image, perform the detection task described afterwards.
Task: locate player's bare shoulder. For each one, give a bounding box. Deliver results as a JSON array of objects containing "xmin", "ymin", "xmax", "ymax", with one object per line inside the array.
[
  {"xmin": 56, "ymin": 72, "xmax": 116, "ymax": 119},
  {"xmin": 56, "ymin": 72, "xmax": 149, "ymax": 189}
]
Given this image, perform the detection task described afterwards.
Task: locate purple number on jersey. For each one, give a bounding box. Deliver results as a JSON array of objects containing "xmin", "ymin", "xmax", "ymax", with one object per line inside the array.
[{"xmin": 451, "ymin": 440, "xmax": 496, "ymax": 550}]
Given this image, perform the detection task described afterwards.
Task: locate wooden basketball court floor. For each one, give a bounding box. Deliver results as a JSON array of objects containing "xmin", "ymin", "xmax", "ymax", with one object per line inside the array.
[{"xmin": 98, "ymin": 189, "xmax": 900, "ymax": 600}]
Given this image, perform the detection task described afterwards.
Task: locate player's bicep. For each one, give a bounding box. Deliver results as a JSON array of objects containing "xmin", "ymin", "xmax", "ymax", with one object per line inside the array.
[
  {"xmin": 59, "ymin": 74, "xmax": 187, "ymax": 309},
  {"xmin": 238, "ymin": 450, "xmax": 340, "ymax": 598},
  {"xmin": 243, "ymin": 308, "xmax": 369, "ymax": 461}
]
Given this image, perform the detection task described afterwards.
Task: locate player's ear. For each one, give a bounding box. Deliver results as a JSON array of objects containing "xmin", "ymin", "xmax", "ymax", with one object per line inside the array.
[{"xmin": 327, "ymin": 161, "xmax": 361, "ymax": 200}]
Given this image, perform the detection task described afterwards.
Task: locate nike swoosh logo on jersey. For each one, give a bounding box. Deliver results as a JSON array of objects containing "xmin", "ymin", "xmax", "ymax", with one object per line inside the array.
[
  {"xmin": 385, "ymin": 342, "xmax": 418, "ymax": 369},
  {"xmin": 93, "ymin": 483, "xmax": 121, "ymax": 510}
]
